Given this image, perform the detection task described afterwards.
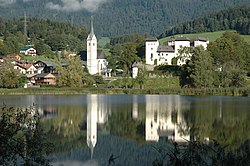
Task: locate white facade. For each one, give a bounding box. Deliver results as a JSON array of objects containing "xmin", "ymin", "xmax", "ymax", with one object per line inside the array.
[
  {"xmin": 145, "ymin": 37, "xmax": 209, "ymax": 66},
  {"xmin": 14, "ymin": 64, "xmax": 37, "ymax": 74},
  {"xmin": 194, "ymin": 39, "xmax": 209, "ymax": 49},
  {"xmin": 87, "ymin": 18, "xmax": 98, "ymax": 75},
  {"xmin": 20, "ymin": 47, "xmax": 37, "ymax": 56},
  {"xmin": 157, "ymin": 51, "xmax": 176, "ymax": 65},
  {"xmin": 145, "ymin": 38, "xmax": 159, "ymax": 65}
]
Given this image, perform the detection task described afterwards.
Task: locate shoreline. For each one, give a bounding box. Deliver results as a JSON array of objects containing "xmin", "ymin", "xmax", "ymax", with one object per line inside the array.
[{"xmin": 0, "ymin": 87, "xmax": 249, "ymax": 96}]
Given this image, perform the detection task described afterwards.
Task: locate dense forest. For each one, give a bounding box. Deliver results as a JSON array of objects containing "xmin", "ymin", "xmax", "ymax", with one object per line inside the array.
[
  {"xmin": 160, "ymin": 6, "xmax": 250, "ymax": 38},
  {"xmin": 0, "ymin": 18, "xmax": 88, "ymax": 56},
  {"xmin": 0, "ymin": 0, "xmax": 249, "ymax": 37}
]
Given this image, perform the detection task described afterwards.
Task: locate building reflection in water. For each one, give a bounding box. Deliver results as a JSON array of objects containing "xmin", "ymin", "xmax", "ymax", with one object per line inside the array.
[
  {"xmin": 145, "ymin": 95, "xmax": 190, "ymax": 142},
  {"xmin": 86, "ymin": 95, "xmax": 110, "ymax": 159},
  {"xmin": 85, "ymin": 94, "xmax": 192, "ymax": 159}
]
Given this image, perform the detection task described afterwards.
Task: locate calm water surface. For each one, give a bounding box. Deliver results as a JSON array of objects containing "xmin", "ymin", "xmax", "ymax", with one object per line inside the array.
[{"xmin": 1, "ymin": 95, "xmax": 250, "ymax": 166}]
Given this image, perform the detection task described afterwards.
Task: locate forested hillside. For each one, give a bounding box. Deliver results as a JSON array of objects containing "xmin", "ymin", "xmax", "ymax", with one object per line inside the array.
[
  {"xmin": 159, "ymin": 6, "xmax": 250, "ymax": 38},
  {"xmin": 0, "ymin": 18, "xmax": 88, "ymax": 56},
  {"xmin": 0, "ymin": 0, "xmax": 249, "ymax": 37}
]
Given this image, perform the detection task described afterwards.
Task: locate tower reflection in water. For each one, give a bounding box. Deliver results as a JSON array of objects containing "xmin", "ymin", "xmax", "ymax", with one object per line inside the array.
[
  {"xmin": 86, "ymin": 95, "xmax": 191, "ymax": 158},
  {"xmin": 86, "ymin": 95, "xmax": 110, "ymax": 159}
]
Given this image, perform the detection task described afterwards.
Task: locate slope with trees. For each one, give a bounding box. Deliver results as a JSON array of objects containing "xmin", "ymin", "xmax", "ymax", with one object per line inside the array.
[
  {"xmin": 0, "ymin": 18, "xmax": 88, "ymax": 58},
  {"xmin": 179, "ymin": 31, "xmax": 250, "ymax": 88},
  {"xmin": 0, "ymin": 0, "xmax": 249, "ymax": 37},
  {"xmin": 160, "ymin": 6, "xmax": 250, "ymax": 38}
]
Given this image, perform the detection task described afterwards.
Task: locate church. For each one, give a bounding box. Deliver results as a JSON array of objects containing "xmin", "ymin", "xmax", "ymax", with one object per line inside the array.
[{"xmin": 80, "ymin": 17, "xmax": 111, "ymax": 77}]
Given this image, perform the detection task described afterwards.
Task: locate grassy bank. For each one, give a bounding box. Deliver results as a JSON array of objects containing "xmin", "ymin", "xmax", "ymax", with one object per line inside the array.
[
  {"xmin": 0, "ymin": 87, "xmax": 250, "ymax": 96},
  {"xmin": 108, "ymin": 77, "xmax": 180, "ymax": 89}
]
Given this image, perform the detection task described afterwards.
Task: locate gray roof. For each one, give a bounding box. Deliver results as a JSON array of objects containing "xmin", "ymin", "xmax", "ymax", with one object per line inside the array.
[
  {"xmin": 132, "ymin": 62, "xmax": 139, "ymax": 67},
  {"xmin": 34, "ymin": 73, "xmax": 56, "ymax": 78},
  {"xmin": 193, "ymin": 37, "xmax": 208, "ymax": 42},
  {"xmin": 157, "ymin": 46, "xmax": 175, "ymax": 52},
  {"xmin": 35, "ymin": 60, "xmax": 58, "ymax": 67},
  {"xmin": 175, "ymin": 37, "xmax": 190, "ymax": 41},
  {"xmin": 79, "ymin": 50, "xmax": 107, "ymax": 62},
  {"xmin": 146, "ymin": 37, "xmax": 158, "ymax": 41}
]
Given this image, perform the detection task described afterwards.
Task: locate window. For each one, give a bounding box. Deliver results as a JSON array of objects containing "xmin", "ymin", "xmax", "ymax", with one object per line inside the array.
[
  {"xmin": 151, "ymin": 53, "xmax": 153, "ymax": 59},
  {"xmin": 151, "ymin": 48, "xmax": 153, "ymax": 50},
  {"xmin": 93, "ymin": 43, "xmax": 95, "ymax": 46},
  {"xmin": 154, "ymin": 111, "xmax": 157, "ymax": 122}
]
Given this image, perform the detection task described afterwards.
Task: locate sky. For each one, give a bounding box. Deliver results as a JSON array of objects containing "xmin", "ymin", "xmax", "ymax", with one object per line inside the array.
[{"xmin": 0, "ymin": 0, "xmax": 110, "ymax": 12}]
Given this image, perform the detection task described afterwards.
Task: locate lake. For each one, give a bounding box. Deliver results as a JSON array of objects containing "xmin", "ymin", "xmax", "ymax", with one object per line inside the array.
[{"xmin": 1, "ymin": 94, "xmax": 250, "ymax": 166}]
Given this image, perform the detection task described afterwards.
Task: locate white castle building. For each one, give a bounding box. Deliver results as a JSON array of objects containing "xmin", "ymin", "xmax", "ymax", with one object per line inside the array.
[
  {"xmin": 145, "ymin": 36, "xmax": 209, "ymax": 66},
  {"xmin": 80, "ymin": 17, "xmax": 111, "ymax": 76}
]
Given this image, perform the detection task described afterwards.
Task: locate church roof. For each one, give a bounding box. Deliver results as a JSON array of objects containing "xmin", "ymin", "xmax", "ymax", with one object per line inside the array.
[
  {"xmin": 79, "ymin": 50, "xmax": 107, "ymax": 62},
  {"xmin": 193, "ymin": 37, "xmax": 208, "ymax": 42},
  {"xmin": 97, "ymin": 50, "xmax": 106, "ymax": 59},
  {"xmin": 157, "ymin": 46, "xmax": 175, "ymax": 52},
  {"xmin": 174, "ymin": 37, "xmax": 190, "ymax": 41}
]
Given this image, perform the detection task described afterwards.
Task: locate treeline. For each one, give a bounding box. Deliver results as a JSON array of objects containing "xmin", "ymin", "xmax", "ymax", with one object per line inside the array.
[
  {"xmin": 110, "ymin": 34, "xmax": 146, "ymax": 46},
  {"xmin": 180, "ymin": 32, "xmax": 250, "ymax": 88},
  {"xmin": 160, "ymin": 6, "xmax": 250, "ymax": 38},
  {"xmin": 0, "ymin": 18, "xmax": 88, "ymax": 56},
  {"xmin": 0, "ymin": 0, "xmax": 249, "ymax": 37}
]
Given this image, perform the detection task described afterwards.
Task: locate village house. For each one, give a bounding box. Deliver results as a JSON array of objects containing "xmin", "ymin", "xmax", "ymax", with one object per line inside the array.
[
  {"xmin": 14, "ymin": 63, "xmax": 37, "ymax": 75},
  {"xmin": 6, "ymin": 53, "xmax": 22, "ymax": 60},
  {"xmin": 145, "ymin": 36, "xmax": 209, "ymax": 66},
  {"xmin": 34, "ymin": 73, "xmax": 56, "ymax": 85},
  {"xmin": 34, "ymin": 60, "xmax": 59, "ymax": 74},
  {"xmin": 19, "ymin": 45, "xmax": 37, "ymax": 56}
]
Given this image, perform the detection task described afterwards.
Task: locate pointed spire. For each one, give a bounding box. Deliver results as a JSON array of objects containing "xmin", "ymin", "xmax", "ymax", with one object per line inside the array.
[
  {"xmin": 90, "ymin": 16, "xmax": 94, "ymax": 36},
  {"xmin": 90, "ymin": 144, "xmax": 94, "ymax": 160}
]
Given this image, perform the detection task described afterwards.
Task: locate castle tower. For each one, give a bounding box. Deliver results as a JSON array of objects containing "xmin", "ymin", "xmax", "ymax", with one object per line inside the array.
[
  {"xmin": 145, "ymin": 37, "xmax": 159, "ymax": 65},
  {"xmin": 87, "ymin": 16, "xmax": 98, "ymax": 75}
]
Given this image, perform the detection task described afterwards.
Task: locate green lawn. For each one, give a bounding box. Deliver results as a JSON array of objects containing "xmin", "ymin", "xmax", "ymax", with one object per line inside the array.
[
  {"xmin": 159, "ymin": 30, "xmax": 250, "ymax": 44},
  {"xmin": 109, "ymin": 77, "xmax": 180, "ymax": 89}
]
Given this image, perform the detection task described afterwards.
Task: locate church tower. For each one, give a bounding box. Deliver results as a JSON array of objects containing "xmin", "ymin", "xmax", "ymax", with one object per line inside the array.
[{"xmin": 87, "ymin": 16, "xmax": 98, "ymax": 75}]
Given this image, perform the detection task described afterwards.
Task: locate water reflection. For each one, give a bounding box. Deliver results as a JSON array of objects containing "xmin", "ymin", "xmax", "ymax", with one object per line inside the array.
[
  {"xmin": 145, "ymin": 95, "xmax": 190, "ymax": 142},
  {"xmin": 1, "ymin": 95, "xmax": 250, "ymax": 164}
]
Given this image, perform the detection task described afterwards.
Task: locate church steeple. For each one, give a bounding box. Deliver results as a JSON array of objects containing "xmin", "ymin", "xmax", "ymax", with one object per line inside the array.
[
  {"xmin": 91, "ymin": 16, "xmax": 94, "ymax": 36},
  {"xmin": 88, "ymin": 16, "xmax": 96, "ymax": 39},
  {"xmin": 87, "ymin": 16, "xmax": 97, "ymax": 75}
]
